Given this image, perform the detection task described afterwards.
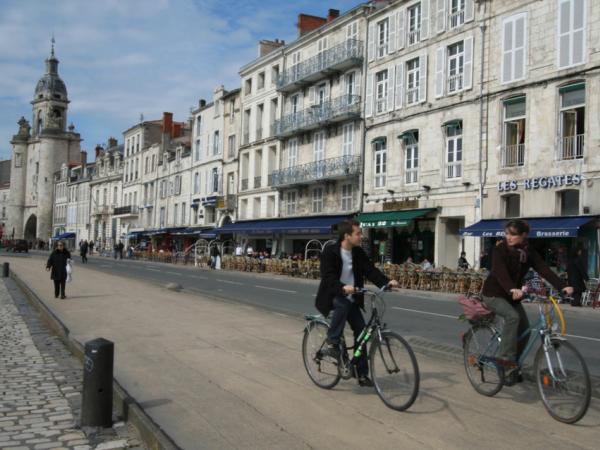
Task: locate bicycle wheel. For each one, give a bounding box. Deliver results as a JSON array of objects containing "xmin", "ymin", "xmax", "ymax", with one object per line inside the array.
[
  {"xmin": 370, "ymin": 331, "xmax": 419, "ymax": 411},
  {"xmin": 302, "ymin": 321, "xmax": 341, "ymax": 389},
  {"xmin": 463, "ymin": 324, "xmax": 504, "ymax": 396},
  {"xmin": 534, "ymin": 337, "xmax": 591, "ymax": 424}
]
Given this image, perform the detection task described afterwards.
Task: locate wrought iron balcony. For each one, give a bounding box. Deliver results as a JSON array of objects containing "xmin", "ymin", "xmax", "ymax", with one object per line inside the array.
[
  {"xmin": 271, "ymin": 155, "xmax": 361, "ymax": 188},
  {"xmin": 254, "ymin": 176, "xmax": 262, "ymax": 189},
  {"xmin": 276, "ymin": 39, "xmax": 363, "ymax": 92},
  {"xmin": 92, "ymin": 205, "xmax": 113, "ymax": 216},
  {"xmin": 113, "ymin": 205, "xmax": 139, "ymax": 217},
  {"xmin": 557, "ymin": 134, "xmax": 584, "ymax": 160},
  {"xmin": 241, "ymin": 178, "xmax": 248, "ymax": 191},
  {"xmin": 273, "ymin": 95, "xmax": 361, "ymax": 138},
  {"xmin": 501, "ymin": 144, "xmax": 525, "ymax": 167}
]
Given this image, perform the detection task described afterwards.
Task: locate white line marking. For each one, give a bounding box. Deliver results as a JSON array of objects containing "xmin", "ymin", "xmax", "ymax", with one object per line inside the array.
[
  {"xmin": 254, "ymin": 285, "xmax": 297, "ymax": 294},
  {"xmin": 146, "ymin": 268, "xmax": 161, "ymax": 272},
  {"xmin": 166, "ymin": 271, "xmax": 182, "ymax": 276},
  {"xmin": 565, "ymin": 333, "xmax": 600, "ymax": 343},
  {"xmin": 217, "ymin": 279, "xmax": 243, "ymax": 285},
  {"xmin": 392, "ymin": 306, "xmax": 457, "ymax": 320}
]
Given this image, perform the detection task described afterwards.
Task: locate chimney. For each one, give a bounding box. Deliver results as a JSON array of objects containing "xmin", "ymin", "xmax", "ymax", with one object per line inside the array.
[
  {"xmin": 327, "ymin": 9, "xmax": 340, "ymax": 22},
  {"xmin": 80, "ymin": 150, "xmax": 87, "ymax": 166},
  {"xmin": 95, "ymin": 145, "xmax": 103, "ymax": 160},
  {"xmin": 162, "ymin": 112, "xmax": 173, "ymax": 134},
  {"xmin": 107, "ymin": 136, "xmax": 118, "ymax": 149},
  {"xmin": 297, "ymin": 13, "xmax": 327, "ymax": 36},
  {"xmin": 258, "ymin": 39, "xmax": 285, "ymax": 57},
  {"xmin": 199, "ymin": 99, "xmax": 206, "ymax": 108},
  {"xmin": 172, "ymin": 122, "xmax": 182, "ymax": 139}
]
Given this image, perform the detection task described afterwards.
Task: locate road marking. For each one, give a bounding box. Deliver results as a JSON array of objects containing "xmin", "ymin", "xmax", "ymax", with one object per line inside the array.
[
  {"xmin": 166, "ymin": 271, "xmax": 182, "ymax": 276},
  {"xmin": 565, "ymin": 333, "xmax": 600, "ymax": 343},
  {"xmin": 146, "ymin": 268, "xmax": 161, "ymax": 272},
  {"xmin": 392, "ymin": 306, "xmax": 457, "ymax": 320},
  {"xmin": 217, "ymin": 279, "xmax": 243, "ymax": 285},
  {"xmin": 254, "ymin": 285, "xmax": 297, "ymax": 294}
]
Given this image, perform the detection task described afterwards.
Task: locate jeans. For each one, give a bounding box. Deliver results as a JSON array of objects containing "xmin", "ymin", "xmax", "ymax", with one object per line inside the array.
[
  {"xmin": 53, "ymin": 279, "xmax": 66, "ymax": 298},
  {"xmin": 327, "ymin": 296, "xmax": 368, "ymax": 377},
  {"xmin": 482, "ymin": 295, "xmax": 530, "ymax": 362}
]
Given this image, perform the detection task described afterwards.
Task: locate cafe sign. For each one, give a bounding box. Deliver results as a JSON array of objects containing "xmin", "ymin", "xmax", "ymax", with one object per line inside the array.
[{"xmin": 497, "ymin": 174, "xmax": 582, "ymax": 192}]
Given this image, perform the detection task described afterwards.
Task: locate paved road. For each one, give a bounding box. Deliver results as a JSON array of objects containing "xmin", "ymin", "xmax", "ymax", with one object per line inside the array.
[{"xmin": 23, "ymin": 251, "xmax": 600, "ymax": 376}]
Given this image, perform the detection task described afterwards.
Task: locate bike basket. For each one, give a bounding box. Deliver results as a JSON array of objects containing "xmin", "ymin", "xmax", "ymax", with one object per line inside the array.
[{"xmin": 458, "ymin": 295, "xmax": 492, "ymax": 321}]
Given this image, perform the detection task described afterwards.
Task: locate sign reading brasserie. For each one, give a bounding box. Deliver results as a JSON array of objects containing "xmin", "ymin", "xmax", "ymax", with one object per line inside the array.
[{"xmin": 497, "ymin": 174, "xmax": 582, "ymax": 192}]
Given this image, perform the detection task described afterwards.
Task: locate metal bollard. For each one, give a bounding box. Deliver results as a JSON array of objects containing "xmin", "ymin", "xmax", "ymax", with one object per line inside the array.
[
  {"xmin": 2, "ymin": 262, "xmax": 9, "ymax": 278},
  {"xmin": 81, "ymin": 338, "xmax": 114, "ymax": 428}
]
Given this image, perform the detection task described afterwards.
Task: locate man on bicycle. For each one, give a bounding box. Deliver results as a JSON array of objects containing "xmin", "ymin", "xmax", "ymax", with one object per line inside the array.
[{"xmin": 315, "ymin": 220, "xmax": 399, "ymax": 387}]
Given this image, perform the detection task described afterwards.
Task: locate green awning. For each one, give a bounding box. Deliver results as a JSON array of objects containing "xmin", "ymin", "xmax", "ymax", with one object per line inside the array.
[
  {"xmin": 559, "ymin": 82, "xmax": 585, "ymax": 94},
  {"xmin": 356, "ymin": 208, "xmax": 436, "ymax": 228}
]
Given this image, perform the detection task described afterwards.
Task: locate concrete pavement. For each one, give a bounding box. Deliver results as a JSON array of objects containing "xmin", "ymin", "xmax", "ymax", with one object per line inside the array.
[{"xmin": 4, "ymin": 255, "xmax": 600, "ymax": 449}]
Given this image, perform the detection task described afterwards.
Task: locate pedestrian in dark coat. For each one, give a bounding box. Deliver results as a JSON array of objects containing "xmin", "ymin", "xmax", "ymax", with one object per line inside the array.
[
  {"xmin": 80, "ymin": 240, "xmax": 88, "ymax": 264},
  {"xmin": 567, "ymin": 244, "xmax": 588, "ymax": 307},
  {"xmin": 46, "ymin": 241, "xmax": 71, "ymax": 299}
]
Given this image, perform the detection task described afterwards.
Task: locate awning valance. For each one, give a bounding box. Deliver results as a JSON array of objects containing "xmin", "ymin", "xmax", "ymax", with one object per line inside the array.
[
  {"xmin": 356, "ymin": 208, "xmax": 435, "ymax": 228},
  {"xmin": 460, "ymin": 216, "xmax": 596, "ymax": 238},
  {"xmin": 215, "ymin": 215, "xmax": 350, "ymax": 235},
  {"xmin": 52, "ymin": 232, "xmax": 76, "ymax": 240}
]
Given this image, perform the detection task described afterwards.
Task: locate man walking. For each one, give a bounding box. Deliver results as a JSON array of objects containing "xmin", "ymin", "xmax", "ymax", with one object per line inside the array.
[
  {"xmin": 46, "ymin": 241, "xmax": 71, "ymax": 299},
  {"xmin": 315, "ymin": 220, "xmax": 399, "ymax": 387},
  {"xmin": 80, "ymin": 240, "xmax": 88, "ymax": 264},
  {"xmin": 117, "ymin": 241, "xmax": 124, "ymax": 260}
]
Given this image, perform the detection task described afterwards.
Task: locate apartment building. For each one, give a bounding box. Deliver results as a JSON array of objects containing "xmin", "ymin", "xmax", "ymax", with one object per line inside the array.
[
  {"xmin": 220, "ymin": 88, "xmax": 242, "ymax": 224},
  {"xmin": 65, "ymin": 162, "xmax": 94, "ymax": 245}
]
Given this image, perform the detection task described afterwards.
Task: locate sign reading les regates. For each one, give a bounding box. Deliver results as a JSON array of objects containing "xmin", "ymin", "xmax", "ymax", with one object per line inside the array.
[{"xmin": 498, "ymin": 174, "xmax": 582, "ymax": 192}]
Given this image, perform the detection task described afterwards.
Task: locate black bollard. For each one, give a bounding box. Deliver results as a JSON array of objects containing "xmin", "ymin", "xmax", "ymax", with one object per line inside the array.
[
  {"xmin": 81, "ymin": 338, "xmax": 114, "ymax": 428},
  {"xmin": 2, "ymin": 262, "xmax": 9, "ymax": 278}
]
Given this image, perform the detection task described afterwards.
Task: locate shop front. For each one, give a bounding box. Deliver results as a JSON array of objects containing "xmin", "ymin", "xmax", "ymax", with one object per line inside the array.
[{"xmin": 356, "ymin": 208, "xmax": 437, "ymax": 264}]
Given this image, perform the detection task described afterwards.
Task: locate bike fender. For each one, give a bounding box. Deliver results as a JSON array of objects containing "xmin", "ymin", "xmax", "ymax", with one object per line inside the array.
[{"xmin": 303, "ymin": 314, "xmax": 329, "ymax": 331}]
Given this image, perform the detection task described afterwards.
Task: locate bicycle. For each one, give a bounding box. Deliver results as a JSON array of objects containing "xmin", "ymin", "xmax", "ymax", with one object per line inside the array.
[
  {"xmin": 462, "ymin": 292, "xmax": 591, "ymax": 424},
  {"xmin": 302, "ymin": 286, "xmax": 420, "ymax": 411}
]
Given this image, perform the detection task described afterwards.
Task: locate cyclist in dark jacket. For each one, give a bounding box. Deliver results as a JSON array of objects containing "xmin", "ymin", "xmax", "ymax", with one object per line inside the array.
[
  {"xmin": 316, "ymin": 219, "xmax": 399, "ymax": 387},
  {"xmin": 46, "ymin": 241, "xmax": 71, "ymax": 299}
]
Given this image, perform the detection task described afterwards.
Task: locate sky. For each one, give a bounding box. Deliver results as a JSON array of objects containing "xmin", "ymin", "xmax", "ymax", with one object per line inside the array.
[{"xmin": 0, "ymin": 0, "xmax": 362, "ymax": 161}]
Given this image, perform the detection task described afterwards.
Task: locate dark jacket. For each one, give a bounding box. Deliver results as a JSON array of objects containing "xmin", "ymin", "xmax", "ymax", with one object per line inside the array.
[
  {"xmin": 80, "ymin": 242, "xmax": 88, "ymax": 254},
  {"xmin": 315, "ymin": 243, "xmax": 389, "ymax": 316},
  {"xmin": 46, "ymin": 249, "xmax": 72, "ymax": 281},
  {"xmin": 567, "ymin": 252, "xmax": 588, "ymax": 293},
  {"xmin": 482, "ymin": 241, "xmax": 565, "ymax": 302}
]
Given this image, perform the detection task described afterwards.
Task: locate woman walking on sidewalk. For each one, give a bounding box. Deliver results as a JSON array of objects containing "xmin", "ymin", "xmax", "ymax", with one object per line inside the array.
[{"xmin": 46, "ymin": 241, "xmax": 71, "ymax": 299}]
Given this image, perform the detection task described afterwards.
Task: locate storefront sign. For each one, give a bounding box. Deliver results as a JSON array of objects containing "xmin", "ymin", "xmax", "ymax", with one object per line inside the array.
[
  {"xmin": 497, "ymin": 174, "xmax": 582, "ymax": 192},
  {"xmin": 360, "ymin": 219, "xmax": 410, "ymax": 228},
  {"xmin": 383, "ymin": 199, "xmax": 419, "ymax": 211}
]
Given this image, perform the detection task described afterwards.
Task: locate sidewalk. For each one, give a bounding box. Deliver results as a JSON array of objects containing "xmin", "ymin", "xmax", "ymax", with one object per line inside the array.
[{"xmin": 4, "ymin": 255, "xmax": 599, "ymax": 449}]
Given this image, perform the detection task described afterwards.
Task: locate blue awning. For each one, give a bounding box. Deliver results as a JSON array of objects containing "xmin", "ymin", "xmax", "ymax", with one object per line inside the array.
[
  {"xmin": 460, "ymin": 216, "xmax": 596, "ymax": 238},
  {"xmin": 215, "ymin": 215, "xmax": 351, "ymax": 235},
  {"xmin": 52, "ymin": 232, "xmax": 76, "ymax": 240},
  {"xmin": 171, "ymin": 227, "xmax": 214, "ymax": 237}
]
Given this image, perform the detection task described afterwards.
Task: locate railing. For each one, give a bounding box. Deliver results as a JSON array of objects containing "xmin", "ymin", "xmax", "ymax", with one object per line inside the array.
[
  {"xmin": 446, "ymin": 162, "xmax": 462, "ymax": 179},
  {"xmin": 273, "ymin": 95, "xmax": 361, "ymax": 137},
  {"xmin": 271, "ymin": 155, "xmax": 361, "ymax": 188},
  {"xmin": 254, "ymin": 176, "xmax": 262, "ymax": 189},
  {"xmin": 276, "ymin": 39, "xmax": 363, "ymax": 90},
  {"xmin": 408, "ymin": 28, "xmax": 421, "ymax": 46},
  {"xmin": 448, "ymin": 73, "xmax": 464, "ymax": 93},
  {"xmin": 92, "ymin": 205, "xmax": 112, "ymax": 215},
  {"xmin": 241, "ymin": 178, "xmax": 248, "ymax": 191},
  {"xmin": 406, "ymin": 87, "xmax": 419, "ymax": 105},
  {"xmin": 501, "ymin": 143, "xmax": 525, "ymax": 167},
  {"xmin": 449, "ymin": 9, "xmax": 465, "ymax": 29},
  {"xmin": 557, "ymin": 134, "xmax": 584, "ymax": 160},
  {"xmin": 406, "ymin": 169, "xmax": 418, "ymax": 185},
  {"xmin": 113, "ymin": 205, "xmax": 139, "ymax": 216}
]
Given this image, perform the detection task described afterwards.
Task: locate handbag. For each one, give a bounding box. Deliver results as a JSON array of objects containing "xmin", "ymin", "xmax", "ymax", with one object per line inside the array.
[
  {"xmin": 66, "ymin": 260, "xmax": 73, "ymax": 283},
  {"xmin": 458, "ymin": 294, "xmax": 492, "ymax": 321}
]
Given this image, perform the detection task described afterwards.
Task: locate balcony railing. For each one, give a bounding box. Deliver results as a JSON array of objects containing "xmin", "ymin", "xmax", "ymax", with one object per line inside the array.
[
  {"xmin": 92, "ymin": 205, "xmax": 113, "ymax": 216},
  {"xmin": 406, "ymin": 87, "xmax": 419, "ymax": 105},
  {"xmin": 407, "ymin": 28, "xmax": 421, "ymax": 46},
  {"xmin": 113, "ymin": 205, "xmax": 139, "ymax": 216},
  {"xmin": 449, "ymin": 9, "xmax": 465, "ymax": 29},
  {"xmin": 501, "ymin": 143, "xmax": 525, "ymax": 167},
  {"xmin": 557, "ymin": 134, "xmax": 584, "ymax": 160},
  {"xmin": 271, "ymin": 155, "xmax": 361, "ymax": 188},
  {"xmin": 406, "ymin": 169, "xmax": 418, "ymax": 185},
  {"xmin": 448, "ymin": 73, "xmax": 464, "ymax": 93},
  {"xmin": 446, "ymin": 162, "xmax": 462, "ymax": 179},
  {"xmin": 254, "ymin": 176, "xmax": 262, "ymax": 189},
  {"xmin": 276, "ymin": 39, "xmax": 363, "ymax": 92},
  {"xmin": 241, "ymin": 178, "xmax": 248, "ymax": 191},
  {"xmin": 273, "ymin": 95, "xmax": 361, "ymax": 137}
]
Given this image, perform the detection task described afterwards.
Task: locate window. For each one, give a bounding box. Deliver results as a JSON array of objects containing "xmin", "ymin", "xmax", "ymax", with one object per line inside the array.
[
  {"xmin": 402, "ymin": 132, "xmax": 419, "ymax": 185},
  {"xmin": 407, "ymin": 3, "xmax": 422, "ymax": 46},
  {"xmin": 449, "ymin": 0, "xmax": 466, "ymax": 29},
  {"xmin": 375, "ymin": 69, "xmax": 389, "ymax": 114},
  {"xmin": 229, "ymin": 100, "xmax": 235, "ymax": 124},
  {"xmin": 406, "ymin": 58, "xmax": 420, "ymax": 105},
  {"xmin": 212, "ymin": 168, "xmax": 219, "ymax": 193},
  {"xmin": 213, "ymin": 131, "xmax": 220, "ymax": 155},
  {"xmin": 174, "ymin": 204, "xmax": 179, "ymax": 225},
  {"xmin": 245, "ymin": 78, "xmax": 252, "ymax": 95},
  {"xmin": 447, "ymin": 41, "xmax": 464, "ymax": 93},
  {"xmin": 287, "ymin": 138, "xmax": 298, "ymax": 168},
  {"xmin": 445, "ymin": 124, "xmax": 462, "ymax": 179},
  {"xmin": 267, "ymin": 196, "xmax": 275, "ymax": 217},
  {"xmin": 193, "ymin": 172, "xmax": 200, "ymax": 194},
  {"xmin": 312, "ymin": 188, "xmax": 323, "ymax": 213},
  {"xmin": 374, "ymin": 139, "xmax": 387, "ymax": 188},
  {"xmin": 228, "ymin": 135, "xmax": 236, "ymax": 158},
  {"xmin": 313, "ymin": 131, "xmax": 325, "ymax": 177},
  {"xmin": 504, "ymin": 194, "xmax": 520, "ymax": 218},
  {"xmin": 502, "ymin": 96, "xmax": 526, "ymax": 167},
  {"xmin": 557, "ymin": 0, "xmax": 586, "ymax": 69},
  {"xmin": 436, "ymin": 38, "xmax": 473, "ymax": 97},
  {"xmin": 377, "ymin": 18, "xmax": 389, "ymax": 58},
  {"xmin": 560, "ymin": 189, "xmax": 580, "ymax": 215},
  {"xmin": 181, "ymin": 202, "xmax": 186, "ymax": 224},
  {"xmin": 502, "ymin": 13, "xmax": 527, "ymax": 84},
  {"xmin": 342, "ymin": 123, "xmax": 354, "ymax": 157},
  {"xmin": 345, "ymin": 71, "xmax": 356, "ymax": 104},
  {"xmin": 159, "ymin": 207, "xmax": 165, "ymax": 228},
  {"xmin": 271, "ymin": 65, "xmax": 279, "ymax": 86},
  {"xmin": 286, "ymin": 191, "xmax": 297, "ymax": 215},
  {"xmin": 290, "ymin": 51, "xmax": 301, "ymax": 82},
  {"xmin": 558, "ymin": 82, "xmax": 585, "ymax": 160},
  {"xmin": 341, "ymin": 184, "xmax": 354, "ymax": 211},
  {"xmin": 195, "ymin": 116, "xmax": 202, "ymax": 135},
  {"xmin": 113, "ymin": 187, "xmax": 118, "ymax": 204},
  {"xmin": 258, "ymin": 72, "xmax": 265, "ymax": 90},
  {"xmin": 175, "ymin": 175, "xmax": 182, "ymax": 195},
  {"xmin": 151, "ymin": 154, "xmax": 156, "ymax": 171},
  {"xmin": 256, "ymin": 104, "xmax": 264, "ymax": 140}
]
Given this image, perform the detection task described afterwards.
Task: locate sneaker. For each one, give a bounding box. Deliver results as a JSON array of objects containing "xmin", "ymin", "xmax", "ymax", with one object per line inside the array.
[
  {"xmin": 358, "ymin": 376, "xmax": 374, "ymax": 387},
  {"xmin": 60, "ymin": 295, "xmax": 66, "ymax": 299},
  {"xmin": 320, "ymin": 343, "xmax": 340, "ymax": 359}
]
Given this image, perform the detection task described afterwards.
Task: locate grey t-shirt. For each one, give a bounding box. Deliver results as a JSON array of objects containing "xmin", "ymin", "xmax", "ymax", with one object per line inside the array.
[{"xmin": 340, "ymin": 248, "xmax": 355, "ymax": 301}]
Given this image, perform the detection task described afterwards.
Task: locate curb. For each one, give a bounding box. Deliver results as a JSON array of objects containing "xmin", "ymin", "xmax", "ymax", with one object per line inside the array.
[{"xmin": 8, "ymin": 270, "xmax": 181, "ymax": 450}]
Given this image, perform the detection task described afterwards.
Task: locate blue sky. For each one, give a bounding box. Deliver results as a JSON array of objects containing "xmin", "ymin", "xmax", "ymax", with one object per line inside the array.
[{"xmin": 0, "ymin": 0, "xmax": 362, "ymax": 161}]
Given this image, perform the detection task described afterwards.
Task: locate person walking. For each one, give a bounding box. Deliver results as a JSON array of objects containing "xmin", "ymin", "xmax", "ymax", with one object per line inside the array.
[
  {"xmin": 80, "ymin": 240, "xmax": 88, "ymax": 264},
  {"xmin": 88, "ymin": 240, "xmax": 94, "ymax": 255},
  {"xmin": 46, "ymin": 241, "xmax": 71, "ymax": 299},
  {"xmin": 117, "ymin": 241, "xmax": 124, "ymax": 260},
  {"xmin": 567, "ymin": 244, "xmax": 588, "ymax": 307}
]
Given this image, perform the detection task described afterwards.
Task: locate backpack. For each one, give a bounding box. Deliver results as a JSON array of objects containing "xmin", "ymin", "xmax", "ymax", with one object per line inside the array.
[{"xmin": 458, "ymin": 294, "xmax": 492, "ymax": 321}]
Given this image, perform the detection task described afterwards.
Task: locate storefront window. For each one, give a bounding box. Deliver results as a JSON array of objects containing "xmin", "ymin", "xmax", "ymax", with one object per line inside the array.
[
  {"xmin": 503, "ymin": 194, "xmax": 520, "ymax": 218},
  {"xmin": 559, "ymin": 189, "xmax": 579, "ymax": 216},
  {"xmin": 502, "ymin": 96, "xmax": 526, "ymax": 167},
  {"xmin": 558, "ymin": 82, "xmax": 585, "ymax": 160}
]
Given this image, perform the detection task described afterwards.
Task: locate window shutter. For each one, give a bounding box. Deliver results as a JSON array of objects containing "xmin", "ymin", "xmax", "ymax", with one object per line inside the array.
[
  {"xmin": 557, "ymin": 0, "xmax": 571, "ymax": 68},
  {"xmin": 354, "ymin": 71, "xmax": 361, "ymax": 100},
  {"xmin": 419, "ymin": 54, "xmax": 428, "ymax": 103},
  {"xmin": 435, "ymin": 46, "xmax": 446, "ymax": 98},
  {"xmin": 395, "ymin": 63, "xmax": 404, "ymax": 109},
  {"xmin": 436, "ymin": 0, "xmax": 446, "ymax": 33},
  {"xmin": 325, "ymin": 82, "xmax": 330, "ymax": 101},
  {"xmin": 572, "ymin": 0, "xmax": 586, "ymax": 66},
  {"xmin": 465, "ymin": 0, "xmax": 475, "ymax": 23},
  {"xmin": 421, "ymin": 0, "xmax": 430, "ymax": 40},
  {"xmin": 514, "ymin": 15, "xmax": 527, "ymax": 80},
  {"xmin": 501, "ymin": 18, "xmax": 513, "ymax": 84},
  {"xmin": 397, "ymin": 10, "xmax": 405, "ymax": 50},
  {"xmin": 298, "ymin": 92, "xmax": 304, "ymax": 110},
  {"xmin": 387, "ymin": 65, "xmax": 395, "ymax": 112},
  {"xmin": 368, "ymin": 23, "xmax": 376, "ymax": 62},
  {"xmin": 388, "ymin": 14, "xmax": 396, "ymax": 54},
  {"xmin": 365, "ymin": 73, "xmax": 374, "ymax": 117},
  {"xmin": 308, "ymin": 87, "xmax": 315, "ymax": 106},
  {"xmin": 463, "ymin": 36, "xmax": 474, "ymax": 90}
]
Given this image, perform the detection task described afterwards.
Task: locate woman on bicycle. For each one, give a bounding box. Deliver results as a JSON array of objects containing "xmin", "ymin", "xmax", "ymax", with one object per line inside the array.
[{"xmin": 481, "ymin": 219, "xmax": 573, "ymax": 372}]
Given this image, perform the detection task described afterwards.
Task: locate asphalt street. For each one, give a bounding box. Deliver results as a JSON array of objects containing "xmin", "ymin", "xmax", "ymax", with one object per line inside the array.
[{"xmin": 22, "ymin": 251, "xmax": 600, "ymax": 376}]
